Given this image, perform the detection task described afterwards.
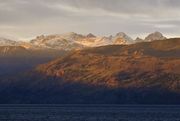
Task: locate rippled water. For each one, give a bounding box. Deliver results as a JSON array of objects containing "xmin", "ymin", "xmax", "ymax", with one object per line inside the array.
[{"xmin": 0, "ymin": 105, "xmax": 180, "ymax": 121}]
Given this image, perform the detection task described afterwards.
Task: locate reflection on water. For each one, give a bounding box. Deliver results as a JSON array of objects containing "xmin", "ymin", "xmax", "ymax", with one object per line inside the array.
[{"xmin": 0, "ymin": 105, "xmax": 180, "ymax": 121}]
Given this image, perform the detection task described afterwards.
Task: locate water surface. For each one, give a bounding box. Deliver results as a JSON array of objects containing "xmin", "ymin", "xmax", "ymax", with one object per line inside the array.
[{"xmin": 0, "ymin": 105, "xmax": 180, "ymax": 121}]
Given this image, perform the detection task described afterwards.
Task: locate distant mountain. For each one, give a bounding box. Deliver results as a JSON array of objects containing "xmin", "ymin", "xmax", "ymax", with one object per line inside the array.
[
  {"xmin": 0, "ymin": 37, "xmax": 18, "ymax": 46},
  {"xmin": 0, "ymin": 46, "xmax": 29, "ymax": 56},
  {"xmin": 30, "ymin": 32, "xmax": 85, "ymax": 50},
  {"xmin": 30, "ymin": 32, "xmax": 135, "ymax": 50},
  {"xmin": 0, "ymin": 45, "xmax": 67, "ymax": 76},
  {"xmin": 0, "ymin": 32, "xmax": 168, "ymax": 51},
  {"xmin": 144, "ymin": 31, "xmax": 166, "ymax": 42},
  {"xmin": 0, "ymin": 37, "xmax": 42, "ymax": 50},
  {"xmin": 134, "ymin": 32, "xmax": 166, "ymax": 43},
  {"xmin": 1, "ymin": 38, "xmax": 179, "ymax": 104},
  {"xmin": 86, "ymin": 33, "xmax": 96, "ymax": 38},
  {"xmin": 113, "ymin": 32, "xmax": 134, "ymax": 44},
  {"xmin": 135, "ymin": 37, "xmax": 144, "ymax": 42}
]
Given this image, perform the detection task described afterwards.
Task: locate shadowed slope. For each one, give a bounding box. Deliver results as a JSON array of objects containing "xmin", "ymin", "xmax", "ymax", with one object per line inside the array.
[
  {"xmin": 0, "ymin": 46, "xmax": 67, "ymax": 76},
  {"xmin": 0, "ymin": 38, "xmax": 179, "ymax": 104}
]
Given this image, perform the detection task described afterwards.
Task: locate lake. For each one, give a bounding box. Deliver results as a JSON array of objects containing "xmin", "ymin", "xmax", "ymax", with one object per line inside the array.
[{"xmin": 0, "ymin": 105, "xmax": 180, "ymax": 121}]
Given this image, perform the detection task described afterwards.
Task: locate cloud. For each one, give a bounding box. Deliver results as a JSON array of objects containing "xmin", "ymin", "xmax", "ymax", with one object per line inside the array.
[{"xmin": 0, "ymin": 0, "xmax": 180, "ymax": 40}]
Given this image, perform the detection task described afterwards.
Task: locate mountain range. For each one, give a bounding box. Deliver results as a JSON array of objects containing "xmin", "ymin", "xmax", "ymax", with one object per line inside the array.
[
  {"xmin": 0, "ymin": 37, "xmax": 179, "ymax": 104},
  {"xmin": 0, "ymin": 31, "xmax": 167, "ymax": 77},
  {"xmin": 0, "ymin": 31, "xmax": 166, "ymax": 51}
]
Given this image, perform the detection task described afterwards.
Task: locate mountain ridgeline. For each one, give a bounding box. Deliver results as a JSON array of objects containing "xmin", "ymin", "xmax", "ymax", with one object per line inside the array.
[
  {"xmin": 0, "ymin": 46, "xmax": 67, "ymax": 76},
  {"xmin": 0, "ymin": 38, "xmax": 179, "ymax": 104},
  {"xmin": 0, "ymin": 31, "xmax": 166, "ymax": 50},
  {"xmin": 0, "ymin": 31, "xmax": 166, "ymax": 76},
  {"xmin": 29, "ymin": 31, "xmax": 166, "ymax": 50}
]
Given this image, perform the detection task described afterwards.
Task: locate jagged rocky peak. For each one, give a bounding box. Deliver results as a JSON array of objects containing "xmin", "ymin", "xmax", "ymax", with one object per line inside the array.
[
  {"xmin": 36, "ymin": 35, "xmax": 45, "ymax": 39},
  {"xmin": 30, "ymin": 35, "xmax": 46, "ymax": 44},
  {"xmin": 135, "ymin": 37, "xmax": 144, "ymax": 42},
  {"xmin": 27, "ymin": 31, "xmax": 169, "ymax": 50},
  {"xmin": 30, "ymin": 32, "xmax": 85, "ymax": 50},
  {"xmin": 145, "ymin": 31, "xmax": 166, "ymax": 41},
  {"xmin": 113, "ymin": 32, "xmax": 134, "ymax": 44},
  {"xmin": 116, "ymin": 32, "xmax": 125, "ymax": 36},
  {"xmin": 116, "ymin": 32, "xmax": 133, "ymax": 40},
  {"xmin": 86, "ymin": 33, "xmax": 96, "ymax": 38},
  {"xmin": 63, "ymin": 32, "xmax": 84, "ymax": 38}
]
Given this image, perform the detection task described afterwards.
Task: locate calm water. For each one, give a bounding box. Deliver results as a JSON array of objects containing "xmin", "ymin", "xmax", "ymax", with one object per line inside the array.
[{"xmin": 0, "ymin": 105, "xmax": 180, "ymax": 121}]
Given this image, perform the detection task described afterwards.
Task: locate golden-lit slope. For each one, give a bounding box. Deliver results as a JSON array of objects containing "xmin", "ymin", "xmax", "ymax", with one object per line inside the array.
[
  {"xmin": 36, "ymin": 38, "xmax": 180, "ymax": 91},
  {"xmin": 0, "ymin": 38, "xmax": 179, "ymax": 104}
]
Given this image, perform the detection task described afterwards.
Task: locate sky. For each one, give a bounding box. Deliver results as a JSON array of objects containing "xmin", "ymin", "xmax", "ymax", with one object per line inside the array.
[{"xmin": 0, "ymin": 0, "xmax": 180, "ymax": 40}]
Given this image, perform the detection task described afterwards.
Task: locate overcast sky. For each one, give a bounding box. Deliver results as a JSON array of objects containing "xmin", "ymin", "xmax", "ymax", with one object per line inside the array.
[{"xmin": 0, "ymin": 0, "xmax": 180, "ymax": 40}]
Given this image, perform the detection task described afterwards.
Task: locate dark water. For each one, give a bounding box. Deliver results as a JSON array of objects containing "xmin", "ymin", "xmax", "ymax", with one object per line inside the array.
[{"xmin": 0, "ymin": 105, "xmax": 180, "ymax": 121}]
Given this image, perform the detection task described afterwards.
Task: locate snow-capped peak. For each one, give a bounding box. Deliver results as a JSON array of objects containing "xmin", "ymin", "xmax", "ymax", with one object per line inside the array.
[
  {"xmin": 112, "ymin": 32, "xmax": 134, "ymax": 44},
  {"xmin": 0, "ymin": 32, "xmax": 168, "ymax": 51},
  {"xmin": 86, "ymin": 33, "xmax": 96, "ymax": 38},
  {"xmin": 144, "ymin": 31, "xmax": 166, "ymax": 42}
]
